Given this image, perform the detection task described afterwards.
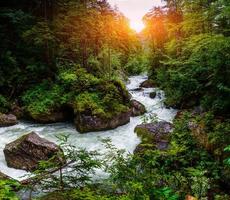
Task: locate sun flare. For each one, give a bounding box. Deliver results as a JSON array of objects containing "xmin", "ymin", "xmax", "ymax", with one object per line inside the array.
[{"xmin": 130, "ymin": 20, "xmax": 145, "ymax": 32}]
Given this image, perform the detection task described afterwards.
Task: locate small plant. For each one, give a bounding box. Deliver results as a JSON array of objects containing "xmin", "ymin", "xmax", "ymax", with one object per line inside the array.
[{"xmin": 0, "ymin": 179, "xmax": 20, "ymax": 200}]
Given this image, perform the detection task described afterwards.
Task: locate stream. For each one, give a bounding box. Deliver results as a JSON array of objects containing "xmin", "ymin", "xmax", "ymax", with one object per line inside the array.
[{"xmin": 0, "ymin": 75, "xmax": 177, "ymax": 181}]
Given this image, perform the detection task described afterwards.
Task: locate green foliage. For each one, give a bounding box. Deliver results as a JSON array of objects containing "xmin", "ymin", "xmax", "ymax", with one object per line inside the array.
[
  {"xmin": 0, "ymin": 179, "xmax": 20, "ymax": 200},
  {"xmin": 22, "ymin": 82, "xmax": 67, "ymax": 116},
  {"xmin": 157, "ymin": 34, "xmax": 230, "ymax": 113},
  {"xmin": 101, "ymin": 112, "xmax": 229, "ymax": 199},
  {"xmin": 74, "ymin": 80, "xmax": 129, "ymax": 119},
  {"xmin": 28, "ymin": 134, "xmax": 102, "ymax": 195},
  {"xmin": 58, "ymin": 68, "xmax": 100, "ymax": 92},
  {"xmin": 224, "ymin": 145, "xmax": 230, "ymax": 166},
  {"xmin": 125, "ymin": 53, "xmax": 150, "ymax": 75},
  {"xmin": 74, "ymin": 92, "xmax": 106, "ymax": 117}
]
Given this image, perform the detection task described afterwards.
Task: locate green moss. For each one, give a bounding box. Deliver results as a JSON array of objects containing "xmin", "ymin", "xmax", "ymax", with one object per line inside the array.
[{"xmin": 74, "ymin": 92, "xmax": 106, "ymax": 117}]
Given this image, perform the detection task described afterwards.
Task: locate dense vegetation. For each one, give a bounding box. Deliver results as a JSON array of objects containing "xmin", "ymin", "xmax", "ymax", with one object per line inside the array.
[
  {"xmin": 0, "ymin": 0, "xmax": 144, "ymax": 119},
  {"xmin": 0, "ymin": 0, "xmax": 230, "ymax": 199}
]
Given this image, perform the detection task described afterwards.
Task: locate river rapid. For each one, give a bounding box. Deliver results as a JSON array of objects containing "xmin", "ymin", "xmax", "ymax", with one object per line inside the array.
[{"xmin": 0, "ymin": 75, "xmax": 177, "ymax": 180}]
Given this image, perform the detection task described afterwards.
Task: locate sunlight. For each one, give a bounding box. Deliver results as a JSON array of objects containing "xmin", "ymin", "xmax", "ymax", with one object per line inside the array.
[{"xmin": 130, "ymin": 20, "xmax": 145, "ymax": 32}]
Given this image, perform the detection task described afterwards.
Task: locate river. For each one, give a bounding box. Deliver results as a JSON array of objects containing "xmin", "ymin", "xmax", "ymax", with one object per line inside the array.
[{"xmin": 0, "ymin": 75, "xmax": 177, "ymax": 180}]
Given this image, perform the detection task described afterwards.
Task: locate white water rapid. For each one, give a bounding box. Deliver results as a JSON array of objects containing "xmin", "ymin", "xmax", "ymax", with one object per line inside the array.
[{"xmin": 0, "ymin": 75, "xmax": 177, "ymax": 180}]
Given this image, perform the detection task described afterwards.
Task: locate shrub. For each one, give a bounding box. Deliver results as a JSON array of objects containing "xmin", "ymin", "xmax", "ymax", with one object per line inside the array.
[{"xmin": 22, "ymin": 82, "xmax": 68, "ymax": 116}]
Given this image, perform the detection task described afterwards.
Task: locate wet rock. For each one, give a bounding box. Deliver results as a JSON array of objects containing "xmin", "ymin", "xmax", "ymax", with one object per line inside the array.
[
  {"xmin": 4, "ymin": 132, "xmax": 64, "ymax": 171},
  {"xmin": 130, "ymin": 100, "xmax": 146, "ymax": 117},
  {"xmin": 134, "ymin": 121, "xmax": 173, "ymax": 153},
  {"xmin": 0, "ymin": 113, "xmax": 18, "ymax": 127},
  {"xmin": 140, "ymin": 80, "xmax": 155, "ymax": 88},
  {"xmin": 75, "ymin": 110, "xmax": 131, "ymax": 133},
  {"xmin": 149, "ymin": 92, "xmax": 156, "ymax": 99}
]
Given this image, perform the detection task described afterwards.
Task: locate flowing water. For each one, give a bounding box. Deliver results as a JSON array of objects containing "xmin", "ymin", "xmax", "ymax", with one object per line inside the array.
[{"xmin": 0, "ymin": 75, "xmax": 177, "ymax": 180}]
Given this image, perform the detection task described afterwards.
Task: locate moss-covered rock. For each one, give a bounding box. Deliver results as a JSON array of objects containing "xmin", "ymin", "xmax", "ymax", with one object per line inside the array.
[
  {"xmin": 75, "ymin": 110, "xmax": 131, "ymax": 133},
  {"xmin": 134, "ymin": 121, "xmax": 173, "ymax": 153}
]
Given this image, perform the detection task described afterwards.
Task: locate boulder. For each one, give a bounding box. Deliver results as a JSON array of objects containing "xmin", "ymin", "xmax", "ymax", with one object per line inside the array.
[
  {"xmin": 4, "ymin": 132, "xmax": 64, "ymax": 171},
  {"xmin": 140, "ymin": 80, "xmax": 155, "ymax": 88},
  {"xmin": 130, "ymin": 100, "xmax": 146, "ymax": 117},
  {"xmin": 75, "ymin": 110, "xmax": 131, "ymax": 133},
  {"xmin": 0, "ymin": 113, "xmax": 18, "ymax": 127},
  {"xmin": 149, "ymin": 92, "xmax": 156, "ymax": 99},
  {"xmin": 134, "ymin": 121, "xmax": 173, "ymax": 152}
]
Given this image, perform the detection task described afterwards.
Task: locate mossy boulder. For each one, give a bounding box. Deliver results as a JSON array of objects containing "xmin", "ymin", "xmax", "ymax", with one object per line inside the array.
[
  {"xmin": 73, "ymin": 80, "xmax": 131, "ymax": 133},
  {"xmin": 134, "ymin": 121, "xmax": 173, "ymax": 153},
  {"xmin": 130, "ymin": 100, "xmax": 146, "ymax": 117},
  {"xmin": 4, "ymin": 132, "xmax": 65, "ymax": 171},
  {"xmin": 0, "ymin": 113, "xmax": 18, "ymax": 127},
  {"xmin": 75, "ymin": 110, "xmax": 131, "ymax": 133}
]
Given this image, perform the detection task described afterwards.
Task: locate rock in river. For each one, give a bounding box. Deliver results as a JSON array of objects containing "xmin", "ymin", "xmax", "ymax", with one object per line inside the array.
[
  {"xmin": 149, "ymin": 92, "xmax": 157, "ymax": 99},
  {"xmin": 130, "ymin": 100, "xmax": 146, "ymax": 117},
  {"xmin": 75, "ymin": 110, "xmax": 131, "ymax": 133},
  {"xmin": 0, "ymin": 113, "xmax": 18, "ymax": 127},
  {"xmin": 134, "ymin": 121, "xmax": 173, "ymax": 152},
  {"xmin": 140, "ymin": 80, "xmax": 155, "ymax": 88},
  {"xmin": 4, "ymin": 132, "xmax": 64, "ymax": 171}
]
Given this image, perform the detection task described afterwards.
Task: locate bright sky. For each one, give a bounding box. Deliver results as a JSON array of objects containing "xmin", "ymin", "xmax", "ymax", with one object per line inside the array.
[{"xmin": 108, "ymin": 0, "xmax": 163, "ymax": 32}]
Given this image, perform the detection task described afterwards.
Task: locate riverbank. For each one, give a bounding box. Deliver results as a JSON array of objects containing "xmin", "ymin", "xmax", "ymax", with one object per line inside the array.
[{"xmin": 0, "ymin": 75, "xmax": 177, "ymax": 180}]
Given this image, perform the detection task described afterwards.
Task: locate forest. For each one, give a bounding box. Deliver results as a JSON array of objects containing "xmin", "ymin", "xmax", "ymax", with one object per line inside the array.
[{"xmin": 0, "ymin": 0, "xmax": 229, "ymax": 199}]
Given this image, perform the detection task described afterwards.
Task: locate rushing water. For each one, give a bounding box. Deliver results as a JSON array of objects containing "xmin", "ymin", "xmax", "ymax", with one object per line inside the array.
[{"xmin": 0, "ymin": 75, "xmax": 177, "ymax": 180}]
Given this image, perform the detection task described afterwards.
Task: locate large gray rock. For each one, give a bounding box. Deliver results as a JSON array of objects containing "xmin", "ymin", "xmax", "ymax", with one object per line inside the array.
[
  {"xmin": 134, "ymin": 121, "xmax": 173, "ymax": 152},
  {"xmin": 0, "ymin": 113, "xmax": 18, "ymax": 127},
  {"xmin": 75, "ymin": 110, "xmax": 131, "ymax": 133},
  {"xmin": 4, "ymin": 132, "xmax": 64, "ymax": 171},
  {"xmin": 130, "ymin": 100, "xmax": 146, "ymax": 117}
]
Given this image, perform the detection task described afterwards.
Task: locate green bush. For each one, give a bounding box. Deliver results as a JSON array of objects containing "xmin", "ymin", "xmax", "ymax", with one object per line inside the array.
[
  {"xmin": 74, "ymin": 92, "xmax": 106, "ymax": 117},
  {"xmin": 0, "ymin": 179, "xmax": 20, "ymax": 200},
  {"xmin": 157, "ymin": 34, "xmax": 230, "ymax": 113},
  {"xmin": 22, "ymin": 81, "xmax": 68, "ymax": 116},
  {"xmin": 58, "ymin": 68, "xmax": 100, "ymax": 92},
  {"xmin": 125, "ymin": 53, "xmax": 149, "ymax": 75}
]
